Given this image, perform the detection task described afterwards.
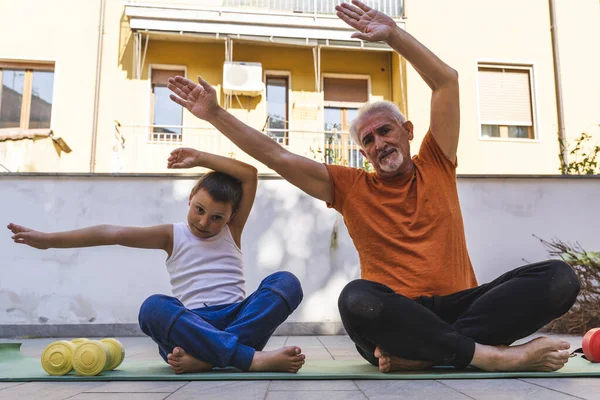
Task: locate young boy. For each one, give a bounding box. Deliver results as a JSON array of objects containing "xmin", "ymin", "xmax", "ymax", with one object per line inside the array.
[{"xmin": 7, "ymin": 147, "xmax": 305, "ymax": 374}]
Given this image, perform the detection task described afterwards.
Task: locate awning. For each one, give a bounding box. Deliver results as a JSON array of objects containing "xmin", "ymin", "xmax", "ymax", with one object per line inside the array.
[{"xmin": 124, "ymin": 3, "xmax": 403, "ymax": 51}]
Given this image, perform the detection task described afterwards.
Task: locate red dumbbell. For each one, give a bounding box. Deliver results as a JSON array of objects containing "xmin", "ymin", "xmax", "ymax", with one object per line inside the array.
[{"xmin": 582, "ymin": 328, "xmax": 600, "ymax": 363}]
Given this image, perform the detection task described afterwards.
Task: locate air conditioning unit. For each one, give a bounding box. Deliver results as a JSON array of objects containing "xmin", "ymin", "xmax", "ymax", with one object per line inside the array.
[{"xmin": 223, "ymin": 61, "xmax": 265, "ymax": 97}]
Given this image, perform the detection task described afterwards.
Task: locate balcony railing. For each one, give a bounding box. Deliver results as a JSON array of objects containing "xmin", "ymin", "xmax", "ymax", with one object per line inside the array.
[
  {"xmin": 110, "ymin": 123, "xmax": 368, "ymax": 173},
  {"xmin": 223, "ymin": 0, "xmax": 403, "ymax": 17}
]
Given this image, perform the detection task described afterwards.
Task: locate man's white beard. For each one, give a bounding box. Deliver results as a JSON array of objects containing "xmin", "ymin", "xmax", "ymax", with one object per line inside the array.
[{"xmin": 380, "ymin": 151, "xmax": 403, "ymax": 173}]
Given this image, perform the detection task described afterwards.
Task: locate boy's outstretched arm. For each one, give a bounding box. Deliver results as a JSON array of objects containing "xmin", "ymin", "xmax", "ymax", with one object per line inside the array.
[
  {"xmin": 168, "ymin": 148, "xmax": 257, "ymax": 246},
  {"xmin": 167, "ymin": 76, "xmax": 333, "ymax": 205},
  {"xmin": 7, "ymin": 223, "xmax": 173, "ymax": 255}
]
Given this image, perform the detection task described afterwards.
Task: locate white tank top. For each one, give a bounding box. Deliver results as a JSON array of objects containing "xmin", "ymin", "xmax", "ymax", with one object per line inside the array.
[{"xmin": 166, "ymin": 222, "xmax": 245, "ymax": 309}]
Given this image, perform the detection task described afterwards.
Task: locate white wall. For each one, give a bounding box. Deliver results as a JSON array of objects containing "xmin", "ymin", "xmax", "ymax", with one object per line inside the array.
[{"xmin": 1, "ymin": 175, "xmax": 599, "ymax": 327}]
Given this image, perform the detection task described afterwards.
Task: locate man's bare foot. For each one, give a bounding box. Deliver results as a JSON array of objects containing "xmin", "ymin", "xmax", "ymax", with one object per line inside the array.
[
  {"xmin": 167, "ymin": 347, "xmax": 213, "ymax": 374},
  {"xmin": 374, "ymin": 347, "xmax": 434, "ymax": 373},
  {"xmin": 248, "ymin": 346, "xmax": 305, "ymax": 373},
  {"xmin": 471, "ymin": 337, "xmax": 571, "ymax": 372}
]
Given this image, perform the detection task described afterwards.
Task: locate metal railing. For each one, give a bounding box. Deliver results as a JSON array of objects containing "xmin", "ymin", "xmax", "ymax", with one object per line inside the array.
[
  {"xmin": 222, "ymin": 0, "xmax": 404, "ymax": 17},
  {"xmin": 109, "ymin": 123, "xmax": 367, "ymax": 173}
]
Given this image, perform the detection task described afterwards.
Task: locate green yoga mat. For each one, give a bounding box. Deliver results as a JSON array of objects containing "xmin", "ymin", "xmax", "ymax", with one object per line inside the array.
[{"xmin": 1, "ymin": 343, "xmax": 599, "ymax": 381}]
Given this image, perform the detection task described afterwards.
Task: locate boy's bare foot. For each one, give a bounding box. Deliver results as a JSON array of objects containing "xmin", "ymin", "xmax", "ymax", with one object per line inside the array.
[
  {"xmin": 472, "ymin": 337, "xmax": 571, "ymax": 372},
  {"xmin": 248, "ymin": 346, "xmax": 305, "ymax": 373},
  {"xmin": 374, "ymin": 347, "xmax": 434, "ymax": 372},
  {"xmin": 167, "ymin": 347, "xmax": 213, "ymax": 374}
]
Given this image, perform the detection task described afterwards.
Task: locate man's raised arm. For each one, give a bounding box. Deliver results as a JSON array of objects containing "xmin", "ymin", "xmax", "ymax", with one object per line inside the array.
[
  {"xmin": 168, "ymin": 76, "xmax": 332, "ymax": 203},
  {"xmin": 337, "ymin": 0, "xmax": 460, "ymax": 163}
]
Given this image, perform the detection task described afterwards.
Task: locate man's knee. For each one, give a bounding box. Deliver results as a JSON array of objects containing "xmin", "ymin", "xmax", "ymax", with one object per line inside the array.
[
  {"xmin": 138, "ymin": 294, "xmax": 183, "ymax": 338},
  {"xmin": 545, "ymin": 260, "xmax": 580, "ymax": 311},
  {"xmin": 260, "ymin": 271, "xmax": 303, "ymax": 311},
  {"xmin": 338, "ymin": 280, "xmax": 386, "ymax": 321}
]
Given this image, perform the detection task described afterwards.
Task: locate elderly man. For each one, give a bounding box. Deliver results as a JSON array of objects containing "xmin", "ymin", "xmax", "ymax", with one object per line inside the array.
[{"xmin": 167, "ymin": 0, "xmax": 579, "ymax": 372}]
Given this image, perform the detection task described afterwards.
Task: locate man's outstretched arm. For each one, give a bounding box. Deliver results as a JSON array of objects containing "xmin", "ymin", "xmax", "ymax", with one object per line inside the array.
[
  {"xmin": 168, "ymin": 76, "xmax": 332, "ymax": 203},
  {"xmin": 337, "ymin": 0, "xmax": 459, "ymax": 163}
]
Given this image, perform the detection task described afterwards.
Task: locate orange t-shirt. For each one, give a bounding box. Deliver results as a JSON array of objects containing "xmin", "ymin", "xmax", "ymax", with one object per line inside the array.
[{"xmin": 325, "ymin": 131, "xmax": 478, "ymax": 299}]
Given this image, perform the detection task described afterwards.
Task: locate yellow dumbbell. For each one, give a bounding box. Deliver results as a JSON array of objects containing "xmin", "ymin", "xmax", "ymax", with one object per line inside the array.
[
  {"xmin": 72, "ymin": 340, "xmax": 112, "ymax": 376},
  {"xmin": 41, "ymin": 340, "xmax": 77, "ymax": 376},
  {"xmin": 100, "ymin": 338, "xmax": 125, "ymax": 370},
  {"xmin": 71, "ymin": 338, "xmax": 90, "ymax": 346}
]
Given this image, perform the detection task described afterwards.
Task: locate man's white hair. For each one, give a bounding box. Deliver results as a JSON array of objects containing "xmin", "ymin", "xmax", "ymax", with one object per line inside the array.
[{"xmin": 349, "ymin": 101, "xmax": 406, "ymax": 146}]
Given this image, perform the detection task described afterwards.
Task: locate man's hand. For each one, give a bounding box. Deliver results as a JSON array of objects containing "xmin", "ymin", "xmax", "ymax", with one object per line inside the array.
[
  {"xmin": 335, "ymin": 0, "xmax": 397, "ymax": 43},
  {"xmin": 8, "ymin": 223, "xmax": 50, "ymax": 249},
  {"xmin": 168, "ymin": 76, "xmax": 220, "ymax": 122},
  {"xmin": 168, "ymin": 147, "xmax": 202, "ymax": 169}
]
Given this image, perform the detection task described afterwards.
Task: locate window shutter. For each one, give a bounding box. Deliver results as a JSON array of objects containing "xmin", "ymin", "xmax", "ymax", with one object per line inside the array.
[
  {"xmin": 324, "ymin": 78, "xmax": 368, "ymax": 103},
  {"xmin": 151, "ymin": 69, "xmax": 184, "ymax": 86},
  {"xmin": 479, "ymin": 67, "xmax": 533, "ymax": 126}
]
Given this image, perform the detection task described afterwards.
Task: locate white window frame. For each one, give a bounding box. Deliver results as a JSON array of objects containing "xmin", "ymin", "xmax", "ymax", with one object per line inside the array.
[
  {"xmin": 263, "ymin": 70, "xmax": 292, "ymax": 146},
  {"xmin": 147, "ymin": 64, "xmax": 187, "ymax": 142},
  {"xmin": 475, "ymin": 61, "xmax": 540, "ymax": 143}
]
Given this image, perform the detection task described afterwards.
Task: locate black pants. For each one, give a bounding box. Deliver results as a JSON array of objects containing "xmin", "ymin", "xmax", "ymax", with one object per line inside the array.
[{"xmin": 338, "ymin": 260, "xmax": 580, "ymax": 369}]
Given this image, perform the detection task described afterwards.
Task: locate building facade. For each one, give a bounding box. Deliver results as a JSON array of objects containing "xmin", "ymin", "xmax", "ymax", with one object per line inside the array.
[{"xmin": 0, "ymin": 0, "xmax": 598, "ymax": 174}]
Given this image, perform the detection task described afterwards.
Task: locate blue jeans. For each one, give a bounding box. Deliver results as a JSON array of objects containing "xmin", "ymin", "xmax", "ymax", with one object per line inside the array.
[{"xmin": 138, "ymin": 271, "xmax": 303, "ymax": 371}]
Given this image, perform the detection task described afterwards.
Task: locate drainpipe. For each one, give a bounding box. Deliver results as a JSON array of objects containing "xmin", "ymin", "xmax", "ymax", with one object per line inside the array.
[
  {"xmin": 548, "ymin": 0, "xmax": 568, "ymax": 172},
  {"xmin": 89, "ymin": 0, "xmax": 107, "ymax": 173}
]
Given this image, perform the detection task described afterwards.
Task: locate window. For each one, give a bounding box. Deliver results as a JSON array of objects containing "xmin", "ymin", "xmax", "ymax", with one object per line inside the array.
[
  {"xmin": 0, "ymin": 62, "xmax": 55, "ymax": 130},
  {"xmin": 151, "ymin": 68, "xmax": 184, "ymax": 141},
  {"xmin": 478, "ymin": 65, "xmax": 536, "ymax": 140},
  {"xmin": 265, "ymin": 75, "xmax": 289, "ymax": 146},
  {"xmin": 323, "ymin": 76, "xmax": 369, "ymax": 167}
]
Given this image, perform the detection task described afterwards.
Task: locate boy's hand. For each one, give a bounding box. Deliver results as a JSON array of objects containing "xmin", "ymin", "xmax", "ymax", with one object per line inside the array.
[
  {"xmin": 7, "ymin": 223, "xmax": 50, "ymax": 249},
  {"xmin": 168, "ymin": 148, "xmax": 202, "ymax": 169}
]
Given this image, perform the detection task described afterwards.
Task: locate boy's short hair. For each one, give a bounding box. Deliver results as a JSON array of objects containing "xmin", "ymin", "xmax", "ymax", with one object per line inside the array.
[{"xmin": 190, "ymin": 171, "xmax": 243, "ymax": 212}]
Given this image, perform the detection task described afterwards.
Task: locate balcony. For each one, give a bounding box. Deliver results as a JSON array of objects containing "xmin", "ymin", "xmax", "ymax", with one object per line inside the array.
[
  {"xmin": 220, "ymin": 0, "xmax": 404, "ymax": 18},
  {"xmin": 110, "ymin": 122, "xmax": 368, "ymax": 173},
  {"xmin": 127, "ymin": 0, "xmax": 404, "ymax": 18}
]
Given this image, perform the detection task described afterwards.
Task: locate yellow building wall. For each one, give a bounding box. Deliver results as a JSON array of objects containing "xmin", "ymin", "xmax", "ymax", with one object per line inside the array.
[
  {"xmin": 404, "ymin": 0, "xmax": 562, "ymax": 174},
  {"xmin": 0, "ymin": 0, "xmax": 101, "ymax": 172},
  {"xmin": 92, "ymin": 6, "xmax": 396, "ymax": 173},
  {"xmin": 2, "ymin": 0, "xmax": 595, "ymax": 174}
]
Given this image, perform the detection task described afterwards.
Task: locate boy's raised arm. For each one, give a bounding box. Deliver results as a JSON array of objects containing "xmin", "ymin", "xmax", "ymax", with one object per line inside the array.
[
  {"xmin": 8, "ymin": 223, "xmax": 173, "ymax": 255},
  {"xmin": 168, "ymin": 148, "xmax": 257, "ymax": 243}
]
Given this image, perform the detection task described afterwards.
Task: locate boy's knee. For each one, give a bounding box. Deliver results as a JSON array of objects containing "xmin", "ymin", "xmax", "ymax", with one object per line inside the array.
[
  {"xmin": 261, "ymin": 271, "xmax": 303, "ymax": 311},
  {"xmin": 138, "ymin": 294, "xmax": 183, "ymax": 338}
]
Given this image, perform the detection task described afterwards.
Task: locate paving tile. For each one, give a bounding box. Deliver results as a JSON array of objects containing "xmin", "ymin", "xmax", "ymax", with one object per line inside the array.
[
  {"xmin": 167, "ymin": 381, "xmax": 269, "ymax": 400},
  {"xmin": 331, "ymin": 355, "xmax": 366, "ymax": 361},
  {"xmin": 266, "ymin": 390, "xmax": 367, "ymax": 400},
  {"xmin": 317, "ymin": 335, "xmax": 356, "ymax": 347},
  {"xmin": 84, "ymin": 381, "xmax": 188, "ymax": 393},
  {"xmin": 356, "ymin": 380, "xmax": 471, "ymax": 400},
  {"xmin": 285, "ymin": 336, "xmax": 324, "ymax": 347},
  {"xmin": 522, "ymin": 378, "xmax": 600, "ymax": 400},
  {"xmin": 0, "ymin": 382, "xmax": 105, "ymax": 400},
  {"xmin": 441, "ymin": 378, "xmax": 580, "ymax": 399},
  {"xmin": 269, "ymin": 380, "xmax": 358, "ymax": 391},
  {"xmin": 0, "ymin": 382, "xmax": 25, "ymax": 391},
  {"xmin": 69, "ymin": 394, "xmax": 168, "ymax": 400}
]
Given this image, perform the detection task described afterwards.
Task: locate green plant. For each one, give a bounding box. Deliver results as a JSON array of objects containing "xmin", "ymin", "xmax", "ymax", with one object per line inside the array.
[{"xmin": 559, "ymin": 132, "xmax": 600, "ymax": 175}]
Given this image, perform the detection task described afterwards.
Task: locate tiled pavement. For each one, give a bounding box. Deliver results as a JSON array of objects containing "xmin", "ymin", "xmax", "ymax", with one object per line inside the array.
[{"xmin": 1, "ymin": 334, "xmax": 598, "ymax": 400}]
